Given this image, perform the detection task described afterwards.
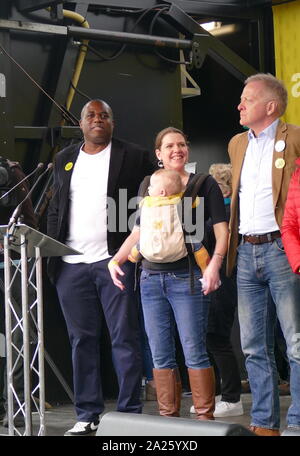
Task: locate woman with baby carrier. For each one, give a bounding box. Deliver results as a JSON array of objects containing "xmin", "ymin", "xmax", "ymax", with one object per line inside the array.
[{"xmin": 108, "ymin": 127, "xmax": 228, "ymax": 420}]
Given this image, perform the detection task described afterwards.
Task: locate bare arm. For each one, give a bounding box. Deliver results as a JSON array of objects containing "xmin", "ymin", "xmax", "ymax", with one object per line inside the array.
[
  {"xmin": 108, "ymin": 226, "xmax": 140, "ymax": 290},
  {"xmin": 202, "ymin": 221, "xmax": 228, "ymax": 295}
]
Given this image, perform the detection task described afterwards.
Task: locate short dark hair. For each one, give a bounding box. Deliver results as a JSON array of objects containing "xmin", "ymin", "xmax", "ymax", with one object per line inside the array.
[{"xmin": 80, "ymin": 99, "xmax": 113, "ymax": 120}]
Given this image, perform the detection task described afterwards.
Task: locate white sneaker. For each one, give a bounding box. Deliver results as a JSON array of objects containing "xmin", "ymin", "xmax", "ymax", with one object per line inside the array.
[
  {"xmin": 190, "ymin": 395, "xmax": 221, "ymax": 414},
  {"xmin": 213, "ymin": 400, "xmax": 244, "ymax": 418},
  {"xmin": 64, "ymin": 420, "xmax": 99, "ymax": 436}
]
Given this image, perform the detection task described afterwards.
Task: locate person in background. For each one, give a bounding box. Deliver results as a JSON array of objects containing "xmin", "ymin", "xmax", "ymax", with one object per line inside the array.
[
  {"xmin": 190, "ymin": 163, "xmax": 243, "ymax": 418},
  {"xmin": 109, "ymin": 127, "xmax": 228, "ymax": 421},
  {"xmin": 281, "ymin": 157, "xmax": 300, "ymax": 273},
  {"xmin": 139, "ymin": 305, "xmax": 156, "ymax": 401},
  {"xmin": 227, "ymin": 73, "xmax": 300, "ymax": 436},
  {"xmin": 280, "ymin": 164, "xmax": 300, "ymax": 397},
  {"xmin": 47, "ymin": 99, "xmax": 156, "ymax": 436},
  {"xmin": 0, "ymin": 156, "xmax": 37, "ymax": 428}
]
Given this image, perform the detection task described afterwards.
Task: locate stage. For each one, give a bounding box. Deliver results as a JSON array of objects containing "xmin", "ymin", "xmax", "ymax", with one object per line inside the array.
[{"xmin": 0, "ymin": 392, "xmax": 292, "ymax": 437}]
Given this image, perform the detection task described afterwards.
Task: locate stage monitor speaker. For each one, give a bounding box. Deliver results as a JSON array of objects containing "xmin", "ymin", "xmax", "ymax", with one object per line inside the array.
[
  {"xmin": 96, "ymin": 412, "xmax": 254, "ymax": 436},
  {"xmin": 282, "ymin": 428, "xmax": 300, "ymax": 436}
]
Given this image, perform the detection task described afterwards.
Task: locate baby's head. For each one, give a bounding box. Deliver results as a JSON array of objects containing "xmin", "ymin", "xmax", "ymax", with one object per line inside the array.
[{"xmin": 148, "ymin": 169, "xmax": 182, "ymax": 197}]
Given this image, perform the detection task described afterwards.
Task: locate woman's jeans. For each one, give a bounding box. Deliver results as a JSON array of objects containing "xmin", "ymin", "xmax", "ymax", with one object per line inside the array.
[
  {"xmin": 237, "ymin": 238, "xmax": 300, "ymax": 429},
  {"xmin": 140, "ymin": 269, "xmax": 211, "ymax": 370}
]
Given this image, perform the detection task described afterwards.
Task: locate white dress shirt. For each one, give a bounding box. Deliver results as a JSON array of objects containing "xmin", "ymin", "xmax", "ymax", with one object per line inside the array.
[{"xmin": 239, "ymin": 119, "xmax": 280, "ymax": 235}]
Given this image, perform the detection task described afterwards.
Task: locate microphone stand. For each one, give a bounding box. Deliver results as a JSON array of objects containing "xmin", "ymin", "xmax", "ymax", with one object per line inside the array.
[
  {"xmin": 6, "ymin": 164, "xmax": 53, "ymax": 241},
  {"xmin": 0, "ymin": 162, "xmax": 44, "ymax": 202}
]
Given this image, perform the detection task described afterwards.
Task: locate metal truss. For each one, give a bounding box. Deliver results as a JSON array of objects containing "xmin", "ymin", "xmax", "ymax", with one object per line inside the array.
[
  {"xmin": 3, "ymin": 235, "xmax": 45, "ymax": 436},
  {"xmin": 1, "ymin": 223, "xmax": 79, "ymax": 436}
]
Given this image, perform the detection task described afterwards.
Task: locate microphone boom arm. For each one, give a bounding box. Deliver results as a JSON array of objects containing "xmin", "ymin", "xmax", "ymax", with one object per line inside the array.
[
  {"xmin": 0, "ymin": 162, "xmax": 44, "ymax": 202},
  {"xmin": 7, "ymin": 163, "xmax": 53, "ymax": 234}
]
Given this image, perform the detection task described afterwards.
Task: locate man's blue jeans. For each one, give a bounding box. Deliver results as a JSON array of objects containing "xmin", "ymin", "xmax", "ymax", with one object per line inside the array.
[
  {"xmin": 140, "ymin": 269, "xmax": 211, "ymax": 370},
  {"xmin": 237, "ymin": 238, "xmax": 300, "ymax": 429}
]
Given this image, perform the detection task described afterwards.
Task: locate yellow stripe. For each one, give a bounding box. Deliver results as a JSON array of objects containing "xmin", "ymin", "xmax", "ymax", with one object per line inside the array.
[
  {"xmin": 273, "ymin": 2, "xmax": 300, "ymax": 124},
  {"xmin": 140, "ymin": 194, "xmax": 182, "ymax": 207}
]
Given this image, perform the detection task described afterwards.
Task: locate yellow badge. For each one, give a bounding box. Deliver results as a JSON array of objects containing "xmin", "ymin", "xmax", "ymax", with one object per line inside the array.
[
  {"xmin": 275, "ymin": 158, "xmax": 285, "ymax": 169},
  {"xmin": 65, "ymin": 162, "xmax": 73, "ymax": 171}
]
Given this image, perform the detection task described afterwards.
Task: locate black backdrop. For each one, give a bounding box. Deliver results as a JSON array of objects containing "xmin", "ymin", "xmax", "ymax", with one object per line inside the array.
[{"xmin": 0, "ymin": 0, "xmax": 275, "ymax": 403}]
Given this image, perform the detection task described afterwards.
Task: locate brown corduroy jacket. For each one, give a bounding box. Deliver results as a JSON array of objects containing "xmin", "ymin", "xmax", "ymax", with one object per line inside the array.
[{"xmin": 226, "ymin": 120, "xmax": 300, "ymax": 276}]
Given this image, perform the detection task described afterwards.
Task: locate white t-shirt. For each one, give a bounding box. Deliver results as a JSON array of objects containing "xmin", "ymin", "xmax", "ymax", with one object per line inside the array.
[{"xmin": 63, "ymin": 143, "xmax": 111, "ymax": 263}]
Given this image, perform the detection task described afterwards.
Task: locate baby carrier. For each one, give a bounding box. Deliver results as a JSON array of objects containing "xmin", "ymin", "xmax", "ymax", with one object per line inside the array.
[{"xmin": 138, "ymin": 173, "xmax": 210, "ymax": 291}]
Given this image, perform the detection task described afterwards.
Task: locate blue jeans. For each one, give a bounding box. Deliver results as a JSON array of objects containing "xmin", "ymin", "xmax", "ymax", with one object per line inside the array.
[
  {"xmin": 237, "ymin": 238, "xmax": 300, "ymax": 429},
  {"xmin": 140, "ymin": 269, "xmax": 211, "ymax": 370}
]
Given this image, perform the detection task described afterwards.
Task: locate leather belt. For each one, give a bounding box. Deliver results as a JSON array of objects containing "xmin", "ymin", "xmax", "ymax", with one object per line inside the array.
[{"xmin": 243, "ymin": 231, "xmax": 281, "ymax": 245}]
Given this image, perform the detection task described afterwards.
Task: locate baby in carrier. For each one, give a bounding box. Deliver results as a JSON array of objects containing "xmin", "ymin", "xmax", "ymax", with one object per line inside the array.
[{"xmin": 128, "ymin": 169, "xmax": 210, "ymax": 274}]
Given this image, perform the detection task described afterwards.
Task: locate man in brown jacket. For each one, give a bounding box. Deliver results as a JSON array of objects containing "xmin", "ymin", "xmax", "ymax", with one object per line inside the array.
[{"xmin": 227, "ymin": 73, "xmax": 300, "ymax": 436}]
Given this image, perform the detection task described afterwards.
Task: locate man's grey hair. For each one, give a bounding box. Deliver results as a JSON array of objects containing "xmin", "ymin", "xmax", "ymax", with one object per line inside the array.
[{"xmin": 245, "ymin": 73, "xmax": 288, "ymax": 116}]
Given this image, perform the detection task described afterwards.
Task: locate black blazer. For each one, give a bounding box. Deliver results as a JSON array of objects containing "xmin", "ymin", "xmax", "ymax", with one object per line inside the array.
[{"xmin": 47, "ymin": 137, "xmax": 156, "ymax": 283}]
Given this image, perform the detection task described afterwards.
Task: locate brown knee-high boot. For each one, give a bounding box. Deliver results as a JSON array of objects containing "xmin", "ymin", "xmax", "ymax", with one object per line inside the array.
[
  {"xmin": 152, "ymin": 368, "xmax": 182, "ymax": 417},
  {"xmin": 188, "ymin": 367, "xmax": 215, "ymax": 420}
]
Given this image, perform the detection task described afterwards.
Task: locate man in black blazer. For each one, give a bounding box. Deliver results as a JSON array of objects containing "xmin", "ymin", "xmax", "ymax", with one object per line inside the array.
[{"xmin": 47, "ymin": 99, "xmax": 156, "ymax": 436}]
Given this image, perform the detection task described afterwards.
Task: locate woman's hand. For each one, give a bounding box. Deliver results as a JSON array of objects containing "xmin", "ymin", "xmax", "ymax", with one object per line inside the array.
[
  {"xmin": 201, "ymin": 262, "xmax": 221, "ymax": 295},
  {"xmin": 200, "ymin": 221, "xmax": 228, "ymax": 294},
  {"xmin": 108, "ymin": 260, "xmax": 126, "ymax": 291},
  {"xmin": 107, "ymin": 227, "xmax": 141, "ymax": 291}
]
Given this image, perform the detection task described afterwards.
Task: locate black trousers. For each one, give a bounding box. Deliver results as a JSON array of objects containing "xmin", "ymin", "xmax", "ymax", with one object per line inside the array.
[
  {"xmin": 207, "ymin": 333, "xmax": 241, "ymax": 402},
  {"xmin": 55, "ymin": 258, "xmax": 143, "ymax": 422},
  {"xmin": 206, "ymin": 271, "xmax": 241, "ymax": 403}
]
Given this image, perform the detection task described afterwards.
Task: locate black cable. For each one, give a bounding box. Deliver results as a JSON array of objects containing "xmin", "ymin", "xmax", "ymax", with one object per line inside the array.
[
  {"xmin": 0, "ymin": 42, "xmax": 79, "ymax": 126},
  {"xmin": 70, "ymin": 81, "xmax": 91, "ymax": 102},
  {"xmin": 84, "ymin": 4, "xmax": 172, "ymax": 63},
  {"xmin": 84, "ymin": 7, "xmax": 156, "ymax": 62},
  {"xmin": 86, "ymin": 41, "xmax": 127, "ymax": 62},
  {"xmin": 98, "ymin": 4, "xmax": 172, "ymax": 16},
  {"xmin": 149, "ymin": 7, "xmax": 192, "ymax": 65}
]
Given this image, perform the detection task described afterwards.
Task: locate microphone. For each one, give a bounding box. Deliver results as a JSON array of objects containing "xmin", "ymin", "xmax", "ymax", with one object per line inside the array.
[
  {"xmin": 0, "ymin": 162, "xmax": 44, "ymax": 202},
  {"xmin": 7, "ymin": 163, "xmax": 53, "ymax": 231}
]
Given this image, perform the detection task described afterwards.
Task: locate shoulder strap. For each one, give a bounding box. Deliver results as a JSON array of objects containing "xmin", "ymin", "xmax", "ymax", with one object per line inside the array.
[
  {"xmin": 182, "ymin": 173, "xmax": 210, "ymax": 203},
  {"xmin": 181, "ymin": 172, "xmax": 210, "ymax": 230},
  {"xmin": 181, "ymin": 173, "xmax": 210, "ymax": 294}
]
